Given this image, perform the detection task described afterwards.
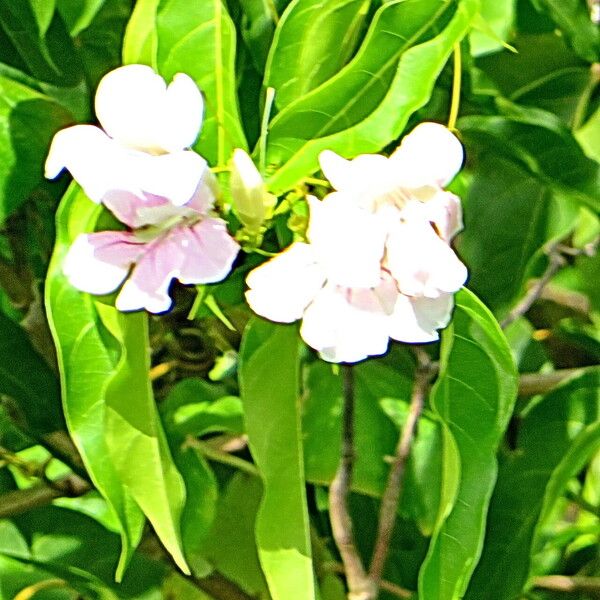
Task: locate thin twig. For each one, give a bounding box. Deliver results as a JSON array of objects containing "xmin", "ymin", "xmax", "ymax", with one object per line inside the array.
[
  {"xmin": 369, "ymin": 348, "xmax": 433, "ymax": 589},
  {"xmin": 518, "ymin": 368, "xmax": 584, "ymax": 396},
  {"xmin": 533, "ymin": 575, "xmax": 600, "ymax": 595},
  {"xmin": 0, "ymin": 473, "xmax": 91, "ymax": 518},
  {"xmin": 329, "ymin": 365, "xmax": 375, "ymax": 600},
  {"xmin": 183, "ymin": 436, "xmax": 259, "ymax": 478}
]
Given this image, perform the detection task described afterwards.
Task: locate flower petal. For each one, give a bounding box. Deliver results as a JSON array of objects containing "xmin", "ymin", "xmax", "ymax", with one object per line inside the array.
[
  {"xmin": 386, "ymin": 209, "xmax": 468, "ymax": 297},
  {"xmin": 246, "ymin": 242, "xmax": 325, "ymax": 323},
  {"xmin": 390, "ymin": 122, "xmax": 464, "ymax": 188},
  {"xmin": 63, "ymin": 231, "xmax": 142, "ymax": 294},
  {"xmin": 95, "ymin": 65, "xmax": 202, "ymax": 153},
  {"xmin": 307, "ymin": 194, "xmax": 385, "ymax": 288},
  {"xmin": 301, "ymin": 284, "xmax": 390, "ymax": 363},
  {"xmin": 388, "ymin": 293, "xmax": 454, "ymax": 343},
  {"xmin": 423, "ymin": 191, "xmax": 463, "ymax": 241},
  {"xmin": 45, "ymin": 125, "xmax": 122, "ymax": 202},
  {"xmin": 177, "ymin": 218, "xmax": 240, "ymax": 284}
]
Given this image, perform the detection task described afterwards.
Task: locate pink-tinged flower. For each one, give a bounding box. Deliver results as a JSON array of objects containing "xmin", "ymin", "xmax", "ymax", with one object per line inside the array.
[
  {"xmin": 45, "ymin": 64, "xmax": 206, "ymax": 206},
  {"xmin": 64, "ymin": 174, "xmax": 239, "ymax": 313},
  {"xmin": 245, "ymin": 123, "xmax": 468, "ymax": 363}
]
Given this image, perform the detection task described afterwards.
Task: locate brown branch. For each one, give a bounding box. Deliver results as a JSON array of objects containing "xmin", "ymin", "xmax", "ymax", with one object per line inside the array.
[
  {"xmin": 500, "ymin": 237, "xmax": 598, "ymax": 330},
  {"xmin": 0, "ymin": 473, "xmax": 91, "ymax": 518},
  {"xmin": 533, "ymin": 575, "xmax": 600, "ymax": 595},
  {"xmin": 518, "ymin": 368, "xmax": 585, "ymax": 396},
  {"xmin": 369, "ymin": 348, "xmax": 433, "ymax": 589},
  {"xmin": 329, "ymin": 364, "xmax": 375, "ymax": 599}
]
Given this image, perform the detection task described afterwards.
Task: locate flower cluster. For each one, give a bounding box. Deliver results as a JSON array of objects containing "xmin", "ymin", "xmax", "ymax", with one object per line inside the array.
[
  {"xmin": 45, "ymin": 64, "xmax": 239, "ymax": 313},
  {"xmin": 245, "ymin": 123, "xmax": 468, "ymax": 363}
]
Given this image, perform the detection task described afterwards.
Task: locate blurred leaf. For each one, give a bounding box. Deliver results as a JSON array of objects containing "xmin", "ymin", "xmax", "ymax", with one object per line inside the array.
[
  {"xmin": 102, "ymin": 311, "xmax": 189, "ymax": 574},
  {"xmin": 0, "ymin": 0, "xmax": 83, "ymax": 86},
  {"xmin": 264, "ymin": 0, "xmax": 369, "ymax": 110},
  {"xmin": 155, "ymin": 0, "xmax": 248, "ymax": 165},
  {"xmin": 458, "ymin": 154, "xmax": 579, "ymax": 312},
  {"xmin": 121, "ymin": 0, "xmax": 159, "ymax": 66},
  {"xmin": 265, "ymin": 0, "xmax": 477, "ymax": 193},
  {"xmin": 469, "ymin": 0, "xmax": 516, "ymax": 57},
  {"xmin": 45, "ymin": 185, "xmax": 145, "ymax": 579},
  {"xmin": 576, "ymin": 103, "xmax": 600, "ymax": 163},
  {"xmin": 418, "ymin": 288, "xmax": 518, "ymax": 599},
  {"xmin": 204, "ymin": 472, "xmax": 269, "ymax": 597},
  {"xmin": 0, "ymin": 312, "xmax": 62, "ymax": 436},
  {"xmin": 465, "ymin": 368, "xmax": 600, "ymax": 600},
  {"xmin": 0, "ymin": 75, "xmax": 72, "ymax": 221},
  {"xmin": 530, "ymin": 0, "xmax": 600, "ymax": 63},
  {"xmin": 239, "ymin": 319, "xmax": 315, "ymax": 600},
  {"xmin": 57, "ymin": 0, "xmax": 107, "ymax": 35},
  {"xmin": 460, "ymin": 103, "xmax": 600, "ymax": 213}
]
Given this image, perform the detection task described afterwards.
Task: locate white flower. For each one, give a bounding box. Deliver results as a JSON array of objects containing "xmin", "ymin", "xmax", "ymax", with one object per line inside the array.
[
  {"xmin": 245, "ymin": 122, "xmax": 468, "ymax": 363},
  {"xmin": 45, "ymin": 64, "xmax": 206, "ymax": 206}
]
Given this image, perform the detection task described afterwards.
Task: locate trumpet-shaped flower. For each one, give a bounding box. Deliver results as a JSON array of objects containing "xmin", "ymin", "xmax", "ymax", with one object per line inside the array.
[
  {"xmin": 64, "ymin": 172, "xmax": 240, "ymax": 313},
  {"xmin": 45, "ymin": 64, "xmax": 206, "ymax": 206},
  {"xmin": 246, "ymin": 122, "xmax": 468, "ymax": 363}
]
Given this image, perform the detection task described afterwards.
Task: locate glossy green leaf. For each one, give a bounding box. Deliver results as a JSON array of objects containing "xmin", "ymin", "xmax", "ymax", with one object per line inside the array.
[
  {"xmin": 265, "ymin": 0, "xmax": 478, "ymax": 193},
  {"xmin": 418, "ymin": 288, "xmax": 518, "ymax": 600},
  {"xmin": 264, "ymin": 0, "xmax": 369, "ymax": 110},
  {"xmin": 102, "ymin": 310, "xmax": 189, "ymax": 574},
  {"xmin": 465, "ymin": 368, "xmax": 600, "ymax": 599},
  {"xmin": 239, "ymin": 319, "xmax": 315, "ymax": 600},
  {"xmin": 236, "ymin": 0, "xmax": 278, "ymax": 71},
  {"xmin": 531, "ymin": 0, "xmax": 600, "ymax": 63},
  {"xmin": 469, "ymin": 0, "xmax": 516, "ymax": 57},
  {"xmin": 45, "ymin": 185, "xmax": 145, "ymax": 579},
  {"xmin": 155, "ymin": 0, "xmax": 248, "ymax": 165},
  {"xmin": 459, "ymin": 103, "xmax": 600, "ymax": 213},
  {"xmin": 0, "ymin": 75, "xmax": 72, "ymax": 222},
  {"xmin": 122, "ymin": 0, "xmax": 159, "ymax": 66}
]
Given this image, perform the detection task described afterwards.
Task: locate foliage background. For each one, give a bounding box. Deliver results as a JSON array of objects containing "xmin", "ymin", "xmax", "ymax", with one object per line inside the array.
[{"xmin": 0, "ymin": 0, "xmax": 599, "ymax": 599}]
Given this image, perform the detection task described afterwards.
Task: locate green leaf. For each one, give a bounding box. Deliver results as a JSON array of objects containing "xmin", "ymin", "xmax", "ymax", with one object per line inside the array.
[
  {"xmin": 0, "ymin": 312, "xmax": 62, "ymax": 436},
  {"xmin": 102, "ymin": 310, "xmax": 189, "ymax": 575},
  {"xmin": 465, "ymin": 368, "xmax": 600, "ymax": 600},
  {"xmin": 469, "ymin": 0, "xmax": 516, "ymax": 57},
  {"xmin": 0, "ymin": 0, "xmax": 83, "ymax": 86},
  {"xmin": 459, "ymin": 104, "xmax": 600, "ymax": 213},
  {"xmin": 0, "ymin": 75, "xmax": 72, "ymax": 221},
  {"xmin": 239, "ymin": 319, "xmax": 315, "ymax": 600},
  {"xmin": 236, "ymin": 0, "xmax": 278, "ymax": 71},
  {"xmin": 45, "ymin": 185, "xmax": 145, "ymax": 579},
  {"xmin": 155, "ymin": 0, "xmax": 248, "ymax": 165},
  {"xmin": 418, "ymin": 288, "xmax": 518, "ymax": 600},
  {"xmin": 531, "ymin": 0, "xmax": 600, "ymax": 63},
  {"xmin": 264, "ymin": 0, "xmax": 369, "ymax": 110},
  {"xmin": 265, "ymin": 0, "xmax": 478, "ymax": 193},
  {"xmin": 122, "ymin": 0, "xmax": 159, "ymax": 66}
]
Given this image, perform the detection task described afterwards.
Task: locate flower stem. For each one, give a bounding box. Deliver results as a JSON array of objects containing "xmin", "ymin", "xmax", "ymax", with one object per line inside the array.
[{"xmin": 447, "ymin": 43, "xmax": 462, "ymax": 132}]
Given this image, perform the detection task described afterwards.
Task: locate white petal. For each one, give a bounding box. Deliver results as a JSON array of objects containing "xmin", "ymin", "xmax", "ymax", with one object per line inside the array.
[
  {"xmin": 45, "ymin": 125, "xmax": 122, "ymax": 202},
  {"xmin": 246, "ymin": 243, "xmax": 325, "ymax": 323},
  {"xmin": 301, "ymin": 284, "xmax": 390, "ymax": 363},
  {"xmin": 63, "ymin": 232, "xmax": 141, "ymax": 295},
  {"xmin": 95, "ymin": 65, "xmax": 202, "ymax": 153},
  {"xmin": 386, "ymin": 211, "xmax": 468, "ymax": 297},
  {"xmin": 389, "ymin": 293, "xmax": 454, "ymax": 343},
  {"xmin": 390, "ymin": 122, "xmax": 464, "ymax": 188},
  {"xmin": 423, "ymin": 191, "xmax": 464, "ymax": 241},
  {"xmin": 307, "ymin": 194, "xmax": 385, "ymax": 288}
]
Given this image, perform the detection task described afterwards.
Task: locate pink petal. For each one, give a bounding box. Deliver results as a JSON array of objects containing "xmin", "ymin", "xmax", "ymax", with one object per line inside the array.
[
  {"xmin": 63, "ymin": 231, "xmax": 143, "ymax": 295},
  {"xmin": 177, "ymin": 218, "xmax": 240, "ymax": 284},
  {"xmin": 388, "ymin": 293, "xmax": 454, "ymax": 343},
  {"xmin": 307, "ymin": 194, "xmax": 385, "ymax": 288},
  {"xmin": 300, "ymin": 283, "xmax": 391, "ymax": 363},
  {"xmin": 246, "ymin": 243, "xmax": 326, "ymax": 323},
  {"xmin": 424, "ymin": 191, "xmax": 464, "ymax": 242}
]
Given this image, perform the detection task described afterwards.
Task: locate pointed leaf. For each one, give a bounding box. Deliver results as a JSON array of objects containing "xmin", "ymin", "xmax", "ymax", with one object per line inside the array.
[
  {"xmin": 418, "ymin": 288, "xmax": 517, "ymax": 599},
  {"xmin": 45, "ymin": 184, "xmax": 145, "ymax": 578},
  {"xmin": 239, "ymin": 319, "xmax": 315, "ymax": 600}
]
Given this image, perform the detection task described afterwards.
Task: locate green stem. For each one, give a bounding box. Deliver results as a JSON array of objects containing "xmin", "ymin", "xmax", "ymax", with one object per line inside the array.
[
  {"xmin": 572, "ymin": 63, "xmax": 600, "ymax": 131},
  {"xmin": 447, "ymin": 43, "xmax": 462, "ymax": 132},
  {"xmin": 184, "ymin": 437, "xmax": 259, "ymax": 478}
]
